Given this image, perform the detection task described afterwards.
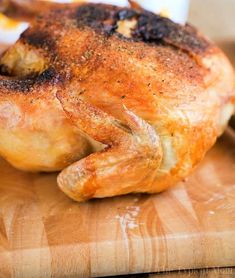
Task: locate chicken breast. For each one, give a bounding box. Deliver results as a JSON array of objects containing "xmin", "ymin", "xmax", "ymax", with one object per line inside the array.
[{"xmin": 0, "ymin": 3, "xmax": 234, "ymax": 201}]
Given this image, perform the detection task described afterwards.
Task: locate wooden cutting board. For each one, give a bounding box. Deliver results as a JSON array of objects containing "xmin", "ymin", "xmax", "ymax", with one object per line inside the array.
[{"xmin": 0, "ymin": 129, "xmax": 235, "ymax": 277}]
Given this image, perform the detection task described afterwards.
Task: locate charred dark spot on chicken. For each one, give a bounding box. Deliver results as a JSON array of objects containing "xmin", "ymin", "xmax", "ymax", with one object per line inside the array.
[
  {"xmin": 0, "ymin": 64, "xmax": 10, "ymax": 77},
  {"xmin": 132, "ymin": 12, "xmax": 210, "ymax": 53},
  {"xmin": 0, "ymin": 67, "xmax": 59, "ymax": 93},
  {"xmin": 21, "ymin": 30, "xmax": 56, "ymax": 51},
  {"xmin": 76, "ymin": 5, "xmax": 117, "ymax": 35},
  {"xmin": 117, "ymin": 9, "xmax": 137, "ymax": 20},
  {"xmin": 74, "ymin": 4, "xmax": 209, "ymax": 54}
]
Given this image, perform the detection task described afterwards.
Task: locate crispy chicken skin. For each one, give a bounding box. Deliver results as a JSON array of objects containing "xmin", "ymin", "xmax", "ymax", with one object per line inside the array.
[{"xmin": 0, "ymin": 4, "xmax": 234, "ymax": 201}]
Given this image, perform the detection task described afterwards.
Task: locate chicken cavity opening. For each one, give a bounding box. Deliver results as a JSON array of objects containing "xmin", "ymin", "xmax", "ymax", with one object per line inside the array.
[{"xmin": 0, "ymin": 42, "xmax": 48, "ymax": 77}]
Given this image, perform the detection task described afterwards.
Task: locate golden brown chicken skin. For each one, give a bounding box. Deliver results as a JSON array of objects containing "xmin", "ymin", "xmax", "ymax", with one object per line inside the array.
[{"xmin": 0, "ymin": 4, "xmax": 234, "ymax": 201}]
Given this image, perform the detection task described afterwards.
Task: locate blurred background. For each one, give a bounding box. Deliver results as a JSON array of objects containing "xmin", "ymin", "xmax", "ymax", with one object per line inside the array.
[
  {"xmin": 190, "ymin": 0, "xmax": 235, "ymax": 128},
  {"xmin": 190, "ymin": 0, "xmax": 235, "ymax": 66},
  {"xmin": 190, "ymin": 0, "xmax": 235, "ymax": 41}
]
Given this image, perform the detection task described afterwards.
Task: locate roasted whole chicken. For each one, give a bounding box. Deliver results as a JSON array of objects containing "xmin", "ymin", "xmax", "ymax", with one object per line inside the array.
[{"xmin": 0, "ymin": 3, "xmax": 234, "ymax": 201}]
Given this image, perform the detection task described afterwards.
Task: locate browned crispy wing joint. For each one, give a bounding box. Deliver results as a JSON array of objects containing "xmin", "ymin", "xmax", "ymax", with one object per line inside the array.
[{"xmin": 57, "ymin": 91, "xmax": 163, "ymax": 201}]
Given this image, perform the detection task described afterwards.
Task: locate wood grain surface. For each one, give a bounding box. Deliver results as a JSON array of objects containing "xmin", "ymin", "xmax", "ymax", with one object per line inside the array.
[{"xmin": 0, "ymin": 129, "xmax": 235, "ymax": 277}]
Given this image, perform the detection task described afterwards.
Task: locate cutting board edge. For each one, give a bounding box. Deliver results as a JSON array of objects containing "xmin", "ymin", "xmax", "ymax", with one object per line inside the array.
[{"xmin": 1, "ymin": 230, "xmax": 235, "ymax": 277}]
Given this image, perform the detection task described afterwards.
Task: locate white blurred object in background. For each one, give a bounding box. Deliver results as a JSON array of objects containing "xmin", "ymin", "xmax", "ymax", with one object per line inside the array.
[
  {"xmin": 53, "ymin": 0, "xmax": 190, "ymax": 24},
  {"xmin": 0, "ymin": 13, "xmax": 28, "ymax": 44},
  {"xmin": 133, "ymin": 0, "xmax": 190, "ymax": 24}
]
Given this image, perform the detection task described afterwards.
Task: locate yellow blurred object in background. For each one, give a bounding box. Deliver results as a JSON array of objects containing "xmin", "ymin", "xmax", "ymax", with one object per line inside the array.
[
  {"xmin": 0, "ymin": 11, "xmax": 28, "ymax": 44},
  {"xmin": 0, "ymin": 12, "xmax": 20, "ymax": 29}
]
